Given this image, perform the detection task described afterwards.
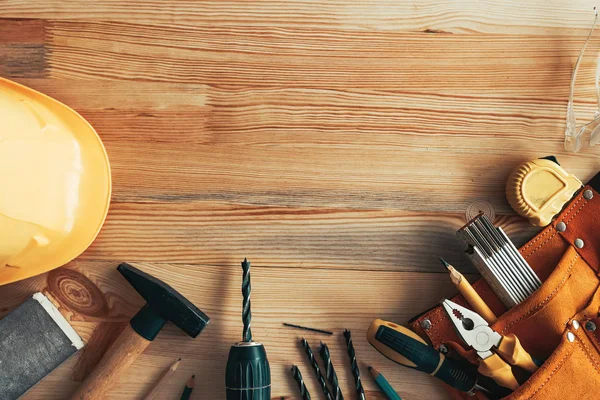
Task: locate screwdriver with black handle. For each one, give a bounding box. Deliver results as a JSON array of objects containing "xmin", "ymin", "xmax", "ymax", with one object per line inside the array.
[
  {"xmin": 367, "ymin": 319, "xmax": 512, "ymax": 399},
  {"xmin": 225, "ymin": 259, "xmax": 271, "ymax": 399}
]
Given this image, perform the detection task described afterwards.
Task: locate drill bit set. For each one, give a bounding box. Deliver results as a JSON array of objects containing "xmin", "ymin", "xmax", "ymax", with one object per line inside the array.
[
  {"xmin": 225, "ymin": 259, "xmax": 368, "ymax": 400},
  {"xmin": 457, "ymin": 213, "xmax": 542, "ymax": 308},
  {"xmin": 295, "ymin": 330, "xmax": 366, "ymax": 400},
  {"xmin": 223, "ymin": 258, "xmax": 375, "ymax": 399}
]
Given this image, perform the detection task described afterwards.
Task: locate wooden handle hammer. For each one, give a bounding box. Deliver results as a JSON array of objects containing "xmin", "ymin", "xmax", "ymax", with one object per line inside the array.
[{"xmin": 70, "ymin": 263, "xmax": 210, "ymax": 400}]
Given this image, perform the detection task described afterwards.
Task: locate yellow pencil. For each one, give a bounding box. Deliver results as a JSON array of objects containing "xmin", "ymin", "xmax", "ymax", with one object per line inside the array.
[
  {"xmin": 439, "ymin": 257, "xmax": 497, "ymax": 324},
  {"xmin": 142, "ymin": 358, "xmax": 181, "ymax": 400}
]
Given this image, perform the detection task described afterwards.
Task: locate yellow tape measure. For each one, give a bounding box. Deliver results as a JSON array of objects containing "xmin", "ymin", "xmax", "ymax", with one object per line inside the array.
[{"xmin": 506, "ymin": 157, "xmax": 582, "ymax": 226}]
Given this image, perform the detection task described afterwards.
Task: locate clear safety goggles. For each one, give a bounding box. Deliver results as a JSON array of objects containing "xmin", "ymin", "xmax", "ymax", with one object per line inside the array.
[{"xmin": 565, "ymin": 9, "xmax": 600, "ymax": 152}]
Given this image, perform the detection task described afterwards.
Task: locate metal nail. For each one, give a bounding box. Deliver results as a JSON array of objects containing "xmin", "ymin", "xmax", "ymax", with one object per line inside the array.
[
  {"xmin": 572, "ymin": 320, "xmax": 580, "ymax": 330},
  {"xmin": 567, "ymin": 332, "xmax": 575, "ymax": 342},
  {"xmin": 439, "ymin": 344, "xmax": 448, "ymax": 354},
  {"xmin": 575, "ymin": 238, "xmax": 585, "ymax": 249},
  {"xmin": 584, "ymin": 189, "xmax": 594, "ymax": 200},
  {"xmin": 557, "ymin": 222, "xmax": 567, "ymax": 232}
]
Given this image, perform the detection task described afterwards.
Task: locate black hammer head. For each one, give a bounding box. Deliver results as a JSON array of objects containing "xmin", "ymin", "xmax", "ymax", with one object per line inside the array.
[{"xmin": 118, "ymin": 263, "xmax": 210, "ymax": 341}]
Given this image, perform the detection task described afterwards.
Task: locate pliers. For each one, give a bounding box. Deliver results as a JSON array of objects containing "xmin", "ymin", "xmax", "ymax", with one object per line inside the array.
[{"xmin": 442, "ymin": 299, "xmax": 538, "ymax": 390}]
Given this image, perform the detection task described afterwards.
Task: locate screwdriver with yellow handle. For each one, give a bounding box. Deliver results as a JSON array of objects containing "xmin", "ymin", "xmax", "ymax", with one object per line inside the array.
[{"xmin": 367, "ymin": 319, "xmax": 480, "ymax": 393}]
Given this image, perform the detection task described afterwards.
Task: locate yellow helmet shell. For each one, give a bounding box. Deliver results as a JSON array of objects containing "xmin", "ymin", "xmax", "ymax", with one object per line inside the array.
[{"xmin": 0, "ymin": 78, "xmax": 111, "ymax": 285}]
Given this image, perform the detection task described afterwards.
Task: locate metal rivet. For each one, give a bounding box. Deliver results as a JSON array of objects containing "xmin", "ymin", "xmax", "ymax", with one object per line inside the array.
[
  {"xmin": 573, "ymin": 320, "xmax": 580, "ymax": 330},
  {"xmin": 567, "ymin": 332, "xmax": 575, "ymax": 342},
  {"xmin": 439, "ymin": 344, "xmax": 448, "ymax": 354},
  {"xmin": 420, "ymin": 319, "xmax": 432, "ymax": 330},
  {"xmin": 556, "ymin": 222, "xmax": 567, "ymax": 232},
  {"xmin": 575, "ymin": 238, "xmax": 585, "ymax": 248},
  {"xmin": 584, "ymin": 189, "xmax": 594, "ymax": 200},
  {"xmin": 586, "ymin": 321, "xmax": 597, "ymax": 332}
]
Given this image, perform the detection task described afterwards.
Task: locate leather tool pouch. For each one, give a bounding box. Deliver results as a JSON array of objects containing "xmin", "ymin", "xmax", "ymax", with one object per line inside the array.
[{"xmin": 409, "ymin": 178, "xmax": 600, "ymax": 400}]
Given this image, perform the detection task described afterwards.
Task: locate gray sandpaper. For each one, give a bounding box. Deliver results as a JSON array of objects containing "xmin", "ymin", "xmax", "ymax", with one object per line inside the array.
[{"xmin": 0, "ymin": 293, "xmax": 83, "ymax": 399}]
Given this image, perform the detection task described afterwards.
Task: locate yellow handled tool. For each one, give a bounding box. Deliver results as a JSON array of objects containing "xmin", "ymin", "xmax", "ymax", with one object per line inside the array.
[
  {"xmin": 366, "ymin": 319, "xmax": 479, "ymax": 393},
  {"xmin": 442, "ymin": 299, "xmax": 538, "ymax": 390}
]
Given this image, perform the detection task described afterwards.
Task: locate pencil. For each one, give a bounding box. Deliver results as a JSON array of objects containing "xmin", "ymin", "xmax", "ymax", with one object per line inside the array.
[
  {"xmin": 142, "ymin": 358, "xmax": 181, "ymax": 400},
  {"xmin": 368, "ymin": 366, "xmax": 402, "ymax": 400},
  {"xmin": 438, "ymin": 257, "xmax": 497, "ymax": 324},
  {"xmin": 180, "ymin": 375, "xmax": 195, "ymax": 400}
]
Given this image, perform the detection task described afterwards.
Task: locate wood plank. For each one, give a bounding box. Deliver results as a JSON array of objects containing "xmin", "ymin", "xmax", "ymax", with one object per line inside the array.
[
  {"xmin": 0, "ymin": 260, "xmax": 458, "ymax": 399},
  {"xmin": 0, "ymin": 1, "xmax": 598, "ymax": 34},
  {"xmin": 83, "ymin": 202, "xmax": 541, "ymax": 270},
  {"xmin": 44, "ymin": 19, "xmax": 600, "ymax": 92},
  {"xmin": 101, "ymin": 141, "xmax": 600, "ymax": 211},
  {"xmin": 1, "ymin": 2, "xmax": 599, "ymax": 399},
  {"xmin": 6, "ymin": 78, "xmax": 599, "ymax": 213}
]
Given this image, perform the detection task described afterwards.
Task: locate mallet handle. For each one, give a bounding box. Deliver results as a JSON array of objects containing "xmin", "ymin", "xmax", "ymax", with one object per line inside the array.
[{"xmin": 70, "ymin": 324, "xmax": 151, "ymax": 400}]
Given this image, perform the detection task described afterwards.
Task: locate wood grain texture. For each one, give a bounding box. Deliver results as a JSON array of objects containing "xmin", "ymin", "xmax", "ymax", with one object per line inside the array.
[
  {"xmin": 70, "ymin": 324, "xmax": 152, "ymax": 400},
  {"xmin": 0, "ymin": 19, "xmax": 48, "ymax": 77},
  {"xmin": 2, "ymin": 1, "xmax": 600, "ymax": 399}
]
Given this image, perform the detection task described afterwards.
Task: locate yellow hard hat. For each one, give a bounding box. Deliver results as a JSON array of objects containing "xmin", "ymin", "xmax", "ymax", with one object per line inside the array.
[{"xmin": 0, "ymin": 78, "xmax": 111, "ymax": 285}]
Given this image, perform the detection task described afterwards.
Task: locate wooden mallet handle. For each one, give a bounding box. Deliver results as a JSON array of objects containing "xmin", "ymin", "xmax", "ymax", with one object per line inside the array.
[{"xmin": 70, "ymin": 324, "xmax": 151, "ymax": 400}]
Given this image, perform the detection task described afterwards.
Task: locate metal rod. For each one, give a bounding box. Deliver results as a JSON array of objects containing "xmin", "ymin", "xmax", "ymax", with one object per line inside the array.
[{"xmin": 283, "ymin": 323, "xmax": 333, "ymax": 335}]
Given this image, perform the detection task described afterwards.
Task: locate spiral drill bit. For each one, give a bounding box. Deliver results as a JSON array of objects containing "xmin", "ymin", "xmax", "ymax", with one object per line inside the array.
[
  {"xmin": 226, "ymin": 258, "xmax": 271, "ymax": 399},
  {"xmin": 301, "ymin": 338, "xmax": 333, "ymax": 400},
  {"xmin": 241, "ymin": 257, "xmax": 252, "ymax": 342},
  {"xmin": 291, "ymin": 365, "xmax": 312, "ymax": 400},
  {"xmin": 319, "ymin": 342, "xmax": 344, "ymax": 400},
  {"xmin": 343, "ymin": 329, "xmax": 366, "ymax": 400}
]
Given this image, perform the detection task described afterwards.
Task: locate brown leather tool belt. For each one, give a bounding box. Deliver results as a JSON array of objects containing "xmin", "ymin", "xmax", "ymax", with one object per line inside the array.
[{"xmin": 409, "ymin": 173, "xmax": 600, "ymax": 400}]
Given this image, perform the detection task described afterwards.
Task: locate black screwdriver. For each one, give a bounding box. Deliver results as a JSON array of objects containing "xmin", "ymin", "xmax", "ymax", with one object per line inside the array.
[{"xmin": 225, "ymin": 259, "xmax": 271, "ymax": 400}]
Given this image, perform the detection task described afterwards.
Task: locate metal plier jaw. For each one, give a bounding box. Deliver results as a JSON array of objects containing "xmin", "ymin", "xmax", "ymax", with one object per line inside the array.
[
  {"xmin": 442, "ymin": 299, "xmax": 539, "ymax": 391},
  {"xmin": 442, "ymin": 299, "xmax": 502, "ymax": 360}
]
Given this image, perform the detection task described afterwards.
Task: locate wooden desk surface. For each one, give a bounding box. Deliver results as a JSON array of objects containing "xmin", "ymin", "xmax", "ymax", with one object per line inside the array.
[{"xmin": 2, "ymin": 1, "xmax": 600, "ymax": 399}]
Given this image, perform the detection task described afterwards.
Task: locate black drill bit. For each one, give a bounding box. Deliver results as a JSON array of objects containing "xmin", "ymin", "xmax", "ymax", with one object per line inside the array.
[
  {"xmin": 291, "ymin": 365, "xmax": 312, "ymax": 400},
  {"xmin": 301, "ymin": 338, "xmax": 333, "ymax": 400},
  {"xmin": 284, "ymin": 322, "xmax": 333, "ymax": 335},
  {"xmin": 343, "ymin": 330, "xmax": 366, "ymax": 400},
  {"xmin": 319, "ymin": 342, "xmax": 344, "ymax": 400},
  {"xmin": 241, "ymin": 258, "xmax": 252, "ymax": 342}
]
